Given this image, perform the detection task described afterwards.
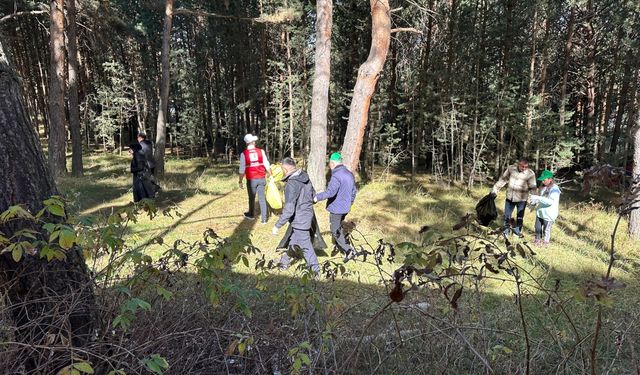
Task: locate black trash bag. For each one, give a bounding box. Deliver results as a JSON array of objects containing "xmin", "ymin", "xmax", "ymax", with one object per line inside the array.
[{"xmin": 475, "ymin": 193, "xmax": 498, "ymax": 226}]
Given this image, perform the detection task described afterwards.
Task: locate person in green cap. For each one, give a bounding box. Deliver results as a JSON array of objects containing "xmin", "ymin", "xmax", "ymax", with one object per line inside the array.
[
  {"xmin": 528, "ymin": 169, "xmax": 561, "ymax": 246},
  {"xmin": 314, "ymin": 152, "xmax": 358, "ymax": 262}
]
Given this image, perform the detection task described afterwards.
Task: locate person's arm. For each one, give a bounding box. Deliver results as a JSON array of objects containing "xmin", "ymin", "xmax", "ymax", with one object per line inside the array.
[
  {"xmin": 528, "ymin": 172, "xmax": 538, "ymax": 192},
  {"xmin": 492, "ymin": 168, "xmax": 511, "ymax": 193},
  {"xmin": 238, "ymin": 153, "xmax": 246, "ymax": 185},
  {"xmin": 275, "ymin": 183, "xmax": 298, "ymax": 228},
  {"xmin": 537, "ymin": 190, "xmax": 560, "ymax": 207},
  {"xmin": 315, "ymin": 176, "xmax": 340, "ymax": 202}
]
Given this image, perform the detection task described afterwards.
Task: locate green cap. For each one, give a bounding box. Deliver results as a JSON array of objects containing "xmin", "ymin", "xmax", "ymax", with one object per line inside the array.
[
  {"xmin": 537, "ymin": 169, "xmax": 554, "ymax": 181},
  {"xmin": 329, "ymin": 152, "xmax": 342, "ymax": 162}
]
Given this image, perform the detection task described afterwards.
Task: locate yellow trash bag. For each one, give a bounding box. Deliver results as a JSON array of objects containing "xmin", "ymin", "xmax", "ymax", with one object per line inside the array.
[
  {"xmin": 266, "ymin": 176, "xmax": 283, "ymax": 210},
  {"xmin": 270, "ymin": 164, "xmax": 285, "ymax": 182}
]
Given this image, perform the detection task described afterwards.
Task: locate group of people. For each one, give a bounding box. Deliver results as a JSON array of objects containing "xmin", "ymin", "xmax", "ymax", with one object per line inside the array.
[
  {"xmin": 128, "ymin": 134, "xmax": 560, "ymax": 274},
  {"xmin": 491, "ymin": 158, "xmax": 562, "ymax": 245},
  {"xmin": 128, "ymin": 132, "xmax": 158, "ymax": 202},
  {"xmin": 237, "ymin": 134, "xmax": 357, "ymax": 274}
]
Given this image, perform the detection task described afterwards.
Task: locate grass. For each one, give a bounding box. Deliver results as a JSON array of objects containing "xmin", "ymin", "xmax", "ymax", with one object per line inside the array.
[{"xmin": 56, "ymin": 154, "xmax": 640, "ymax": 373}]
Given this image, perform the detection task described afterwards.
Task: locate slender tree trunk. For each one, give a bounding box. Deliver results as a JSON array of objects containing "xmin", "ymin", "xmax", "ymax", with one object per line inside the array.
[
  {"xmin": 609, "ymin": 50, "xmax": 633, "ymax": 154},
  {"xmin": 559, "ymin": 6, "xmax": 575, "ymax": 129},
  {"xmin": 48, "ymin": 0, "xmax": 67, "ymax": 177},
  {"xmin": 629, "ymin": 85, "xmax": 640, "ymax": 239},
  {"xmin": 67, "ymin": 0, "xmax": 83, "ymax": 177},
  {"xmin": 285, "ymin": 29, "xmax": 295, "ymax": 158},
  {"xmin": 583, "ymin": 0, "xmax": 597, "ymax": 159},
  {"xmin": 340, "ymin": 0, "xmax": 391, "ymax": 172},
  {"xmin": 0, "ymin": 35, "xmax": 95, "ymax": 374},
  {"xmin": 307, "ymin": 0, "xmax": 332, "ymax": 190},
  {"xmin": 155, "ymin": 0, "xmax": 174, "ymax": 179},
  {"xmin": 524, "ymin": 5, "xmax": 538, "ymax": 154}
]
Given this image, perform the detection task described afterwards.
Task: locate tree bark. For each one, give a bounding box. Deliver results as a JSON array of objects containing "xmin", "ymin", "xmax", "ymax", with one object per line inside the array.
[
  {"xmin": 0, "ymin": 35, "xmax": 95, "ymax": 373},
  {"xmin": 48, "ymin": 0, "xmax": 67, "ymax": 177},
  {"xmin": 523, "ymin": 5, "xmax": 538, "ymax": 154},
  {"xmin": 67, "ymin": 0, "xmax": 83, "ymax": 177},
  {"xmin": 307, "ymin": 0, "xmax": 332, "ymax": 191},
  {"xmin": 155, "ymin": 0, "xmax": 174, "ymax": 179},
  {"xmin": 340, "ymin": 0, "xmax": 391, "ymax": 172}
]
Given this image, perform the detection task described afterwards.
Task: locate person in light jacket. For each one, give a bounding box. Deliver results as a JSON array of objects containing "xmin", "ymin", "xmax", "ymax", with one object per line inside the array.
[
  {"xmin": 491, "ymin": 158, "xmax": 537, "ymax": 237},
  {"xmin": 528, "ymin": 170, "xmax": 561, "ymax": 246},
  {"xmin": 314, "ymin": 152, "xmax": 358, "ymax": 262}
]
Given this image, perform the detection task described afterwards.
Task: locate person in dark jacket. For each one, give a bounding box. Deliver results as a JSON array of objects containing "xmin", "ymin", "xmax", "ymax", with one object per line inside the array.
[
  {"xmin": 272, "ymin": 157, "xmax": 320, "ymax": 274},
  {"xmin": 314, "ymin": 152, "xmax": 358, "ymax": 262},
  {"xmin": 137, "ymin": 132, "xmax": 156, "ymax": 175},
  {"xmin": 129, "ymin": 144, "xmax": 154, "ymax": 202}
]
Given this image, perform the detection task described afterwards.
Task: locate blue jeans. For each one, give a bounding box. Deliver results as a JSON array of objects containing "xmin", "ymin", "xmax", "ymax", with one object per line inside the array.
[{"xmin": 504, "ymin": 199, "xmax": 526, "ymax": 235}]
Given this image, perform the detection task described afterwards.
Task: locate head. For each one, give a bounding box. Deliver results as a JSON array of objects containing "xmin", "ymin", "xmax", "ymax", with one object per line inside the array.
[
  {"xmin": 137, "ymin": 132, "xmax": 147, "ymax": 143},
  {"xmin": 537, "ymin": 169, "xmax": 554, "ymax": 186},
  {"xmin": 281, "ymin": 157, "xmax": 297, "ymax": 175},
  {"xmin": 328, "ymin": 152, "xmax": 343, "ymax": 170},
  {"xmin": 517, "ymin": 158, "xmax": 530, "ymax": 172},
  {"xmin": 243, "ymin": 133, "xmax": 258, "ymax": 146}
]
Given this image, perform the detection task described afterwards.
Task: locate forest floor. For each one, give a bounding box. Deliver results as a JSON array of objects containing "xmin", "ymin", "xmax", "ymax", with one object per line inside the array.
[{"xmin": 56, "ymin": 154, "xmax": 640, "ymax": 374}]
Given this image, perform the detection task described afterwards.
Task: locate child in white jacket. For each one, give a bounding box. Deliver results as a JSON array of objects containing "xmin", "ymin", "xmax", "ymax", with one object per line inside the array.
[{"xmin": 528, "ymin": 170, "xmax": 561, "ymax": 245}]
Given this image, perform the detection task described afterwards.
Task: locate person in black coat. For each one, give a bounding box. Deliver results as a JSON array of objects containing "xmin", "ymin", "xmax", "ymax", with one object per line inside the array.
[
  {"xmin": 129, "ymin": 143, "xmax": 154, "ymax": 202},
  {"xmin": 137, "ymin": 132, "xmax": 156, "ymax": 175}
]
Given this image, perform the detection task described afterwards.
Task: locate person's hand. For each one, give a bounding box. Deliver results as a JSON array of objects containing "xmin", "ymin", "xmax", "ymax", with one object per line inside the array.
[
  {"xmin": 271, "ymin": 226, "xmax": 279, "ymax": 236},
  {"xmin": 313, "ymin": 196, "xmax": 318, "ymax": 203},
  {"xmin": 489, "ymin": 190, "xmax": 497, "ymax": 199},
  {"xmin": 238, "ymin": 181, "xmax": 243, "ymax": 189}
]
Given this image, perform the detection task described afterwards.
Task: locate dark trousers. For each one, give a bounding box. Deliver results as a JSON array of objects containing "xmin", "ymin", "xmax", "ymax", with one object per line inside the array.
[
  {"xmin": 330, "ymin": 213, "xmax": 354, "ymax": 254},
  {"xmin": 247, "ymin": 178, "xmax": 267, "ymax": 222},
  {"xmin": 132, "ymin": 173, "xmax": 153, "ymax": 202},
  {"xmin": 535, "ymin": 217, "xmax": 553, "ymax": 243},
  {"xmin": 504, "ymin": 199, "xmax": 526, "ymax": 235},
  {"xmin": 279, "ymin": 228, "xmax": 320, "ymax": 274}
]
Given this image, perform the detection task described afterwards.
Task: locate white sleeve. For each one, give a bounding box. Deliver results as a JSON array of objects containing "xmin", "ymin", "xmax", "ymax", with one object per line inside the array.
[
  {"xmin": 262, "ymin": 150, "xmax": 271, "ymax": 170},
  {"xmin": 239, "ymin": 153, "xmax": 246, "ymax": 174}
]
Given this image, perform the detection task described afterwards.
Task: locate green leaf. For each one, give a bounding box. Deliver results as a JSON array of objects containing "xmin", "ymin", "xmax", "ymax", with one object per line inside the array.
[
  {"xmin": 47, "ymin": 204, "xmax": 66, "ymax": 217},
  {"xmin": 12, "ymin": 245, "xmax": 23, "ymax": 262},
  {"xmin": 131, "ymin": 298, "xmax": 151, "ymax": 311},
  {"xmin": 73, "ymin": 362, "xmax": 95, "ymax": 374},
  {"xmin": 59, "ymin": 229, "xmax": 76, "ymax": 249},
  {"xmin": 143, "ymin": 354, "xmax": 169, "ymax": 375},
  {"xmin": 156, "ymin": 287, "xmax": 173, "ymax": 301}
]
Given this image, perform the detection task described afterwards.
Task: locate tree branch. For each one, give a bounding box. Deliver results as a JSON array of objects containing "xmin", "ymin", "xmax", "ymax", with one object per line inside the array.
[
  {"xmin": 390, "ymin": 27, "xmax": 422, "ymax": 34},
  {"xmin": 0, "ymin": 10, "xmax": 48, "ymax": 25},
  {"xmin": 173, "ymin": 7, "xmax": 296, "ymax": 24}
]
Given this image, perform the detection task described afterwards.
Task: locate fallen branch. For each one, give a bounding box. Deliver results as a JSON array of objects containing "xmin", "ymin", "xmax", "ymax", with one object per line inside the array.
[{"xmin": 390, "ymin": 27, "xmax": 422, "ymax": 34}]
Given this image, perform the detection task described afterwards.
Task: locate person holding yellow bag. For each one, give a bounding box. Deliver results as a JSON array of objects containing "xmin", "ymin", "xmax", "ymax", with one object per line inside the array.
[{"xmin": 238, "ymin": 134, "xmax": 270, "ymax": 223}]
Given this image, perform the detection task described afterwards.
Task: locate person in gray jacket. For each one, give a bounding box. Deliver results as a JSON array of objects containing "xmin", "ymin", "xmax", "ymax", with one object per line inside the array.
[
  {"xmin": 314, "ymin": 152, "xmax": 357, "ymax": 262},
  {"xmin": 272, "ymin": 157, "xmax": 320, "ymax": 274}
]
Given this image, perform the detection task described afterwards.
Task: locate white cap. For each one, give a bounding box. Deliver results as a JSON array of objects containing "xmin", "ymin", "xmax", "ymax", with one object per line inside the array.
[{"xmin": 243, "ymin": 134, "xmax": 258, "ymax": 144}]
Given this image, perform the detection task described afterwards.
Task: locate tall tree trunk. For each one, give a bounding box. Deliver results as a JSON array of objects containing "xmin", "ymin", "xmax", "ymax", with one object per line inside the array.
[
  {"xmin": 629, "ymin": 85, "xmax": 640, "ymax": 239},
  {"xmin": 523, "ymin": 5, "xmax": 538, "ymax": 154},
  {"xmin": 609, "ymin": 49, "xmax": 634, "ymax": 154},
  {"xmin": 48, "ymin": 0, "xmax": 67, "ymax": 177},
  {"xmin": 307, "ymin": 0, "xmax": 332, "ymax": 191},
  {"xmin": 559, "ymin": 6, "xmax": 575, "ymax": 129},
  {"xmin": 155, "ymin": 0, "xmax": 174, "ymax": 179},
  {"xmin": 340, "ymin": 0, "xmax": 391, "ymax": 172},
  {"xmin": 0, "ymin": 35, "xmax": 95, "ymax": 374},
  {"xmin": 285, "ymin": 29, "xmax": 295, "ymax": 158},
  {"xmin": 67, "ymin": 0, "xmax": 83, "ymax": 177},
  {"xmin": 583, "ymin": 0, "xmax": 597, "ymax": 160}
]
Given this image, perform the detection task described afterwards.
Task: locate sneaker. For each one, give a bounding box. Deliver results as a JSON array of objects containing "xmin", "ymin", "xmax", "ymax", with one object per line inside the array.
[
  {"xmin": 260, "ymin": 220, "xmax": 268, "ymax": 225},
  {"xmin": 533, "ymin": 239, "xmax": 541, "ymax": 246},
  {"xmin": 543, "ymin": 241, "xmax": 550, "ymax": 247},
  {"xmin": 243, "ymin": 212, "xmax": 255, "ymax": 220}
]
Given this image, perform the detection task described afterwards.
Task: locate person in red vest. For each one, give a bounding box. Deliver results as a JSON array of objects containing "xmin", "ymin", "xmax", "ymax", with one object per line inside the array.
[{"xmin": 238, "ymin": 133, "xmax": 271, "ymax": 223}]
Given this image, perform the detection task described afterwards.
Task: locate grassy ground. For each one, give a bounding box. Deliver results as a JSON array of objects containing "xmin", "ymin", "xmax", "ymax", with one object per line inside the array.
[{"xmin": 56, "ymin": 154, "xmax": 640, "ymax": 373}]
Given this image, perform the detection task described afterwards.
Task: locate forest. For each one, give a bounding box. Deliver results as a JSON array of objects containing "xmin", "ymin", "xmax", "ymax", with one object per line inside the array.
[{"xmin": 1, "ymin": 0, "xmax": 640, "ymax": 374}]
